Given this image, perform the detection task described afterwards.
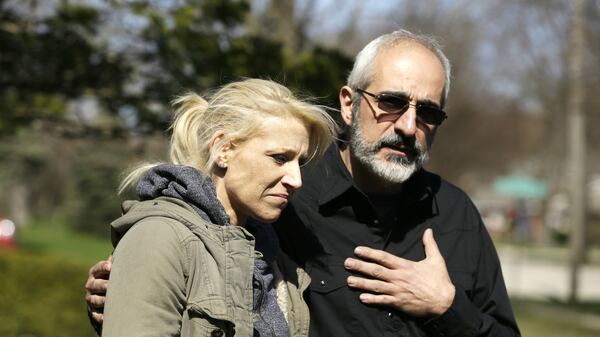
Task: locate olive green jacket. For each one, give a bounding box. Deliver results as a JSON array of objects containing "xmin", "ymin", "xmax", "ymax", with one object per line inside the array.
[{"xmin": 101, "ymin": 197, "xmax": 311, "ymax": 337}]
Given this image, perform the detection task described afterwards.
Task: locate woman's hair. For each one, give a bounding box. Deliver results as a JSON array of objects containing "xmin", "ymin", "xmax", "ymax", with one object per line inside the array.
[{"xmin": 119, "ymin": 78, "xmax": 337, "ymax": 193}]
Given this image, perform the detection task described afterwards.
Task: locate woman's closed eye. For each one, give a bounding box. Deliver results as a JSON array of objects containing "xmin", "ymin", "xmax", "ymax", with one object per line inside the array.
[{"xmin": 270, "ymin": 154, "xmax": 290, "ymax": 165}]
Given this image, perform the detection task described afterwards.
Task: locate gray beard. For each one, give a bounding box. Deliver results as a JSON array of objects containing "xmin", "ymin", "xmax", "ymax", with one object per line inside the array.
[{"xmin": 349, "ymin": 117, "xmax": 429, "ymax": 184}]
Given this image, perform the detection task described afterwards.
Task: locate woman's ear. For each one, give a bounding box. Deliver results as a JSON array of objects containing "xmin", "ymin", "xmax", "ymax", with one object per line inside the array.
[
  {"xmin": 339, "ymin": 85, "xmax": 355, "ymax": 127},
  {"xmin": 209, "ymin": 130, "xmax": 231, "ymax": 169}
]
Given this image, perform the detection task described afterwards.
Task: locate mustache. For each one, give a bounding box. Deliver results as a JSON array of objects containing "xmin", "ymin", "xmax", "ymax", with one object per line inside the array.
[{"xmin": 375, "ymin": 134, "xmax": 419, "ymax": 155}]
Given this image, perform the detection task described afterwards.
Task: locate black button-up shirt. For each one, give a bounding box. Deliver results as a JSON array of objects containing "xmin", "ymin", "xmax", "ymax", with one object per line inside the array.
[{"xmin": 274, "ymin": 145, "xmax": 520, "ymax": 337}]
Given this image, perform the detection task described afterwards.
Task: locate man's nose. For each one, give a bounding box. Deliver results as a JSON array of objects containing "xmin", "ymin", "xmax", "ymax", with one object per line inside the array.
[{"xmin": 393, "ymin": 105, "xmax": 417, "ymax": 137}]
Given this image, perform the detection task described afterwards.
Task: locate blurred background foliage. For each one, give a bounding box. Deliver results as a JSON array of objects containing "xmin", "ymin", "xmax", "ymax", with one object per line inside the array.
[
  {"xmin": 2, "ymin": 0, "xmax": 600, "ymax": 336},
  {"xmin": 3, "ymin": 0, "xmax": 600, "ymax": 236},
  {"xmin": 0, "ymin": 0, "xmax": 353, "ymax": 234},
  {"xmin": 3, "ymin": 0, "xmax": 600, "ymax": 235}
]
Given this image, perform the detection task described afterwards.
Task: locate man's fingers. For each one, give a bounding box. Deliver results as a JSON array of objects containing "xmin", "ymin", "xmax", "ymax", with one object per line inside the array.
[
  {"xmin": 91, "ymin": 312, "xmax": 104, "ymax": 324},
  {"xmin": 85, "ymin": 277, "xmax": 109, "ymax": 294},
  {"xmin": 347, "ymin": 275, "xmax": 394, "ymax": 294},
  {"xmin": 422, "ymin": 228, "xmax": 442, "ymax": 259},
  {"xmin": 344, "ymin": 258, "xmax": 393, "ymax": 281},
  {"xmin": 86, "ymin": 293, "xmax": 106, "ymax": 309},
  {"xmin": 88, "ymin": 259, "xmax": 112, "ymax": 279},
  {"xmin": 357, "ymin": 293, "xmax": 398, "ymax": 306},
  {"xmin": 352, "ymin": 246, "xmax": 407, "ymax": 269}
]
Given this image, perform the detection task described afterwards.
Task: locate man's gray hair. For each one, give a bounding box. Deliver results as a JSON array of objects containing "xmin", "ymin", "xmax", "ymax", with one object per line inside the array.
[{"xmin": 347, "ymin": 29, "xmax": 451, "ymax": 108}]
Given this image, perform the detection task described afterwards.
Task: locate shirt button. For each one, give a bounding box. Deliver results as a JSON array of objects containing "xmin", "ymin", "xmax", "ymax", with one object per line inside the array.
[
  {"xmin": 388, "ymin": 312, "xmax": 392, "ymax": 318},
  {"xmin": 374, "ymin": 219, "xmax": 380, "ymax": 225},
  {"xmin": 320, "ymin": 280, "xmax": 326, "ymax": 286}
]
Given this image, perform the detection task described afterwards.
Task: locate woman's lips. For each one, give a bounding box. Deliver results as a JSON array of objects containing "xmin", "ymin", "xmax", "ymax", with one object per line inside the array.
[{"xmin": 267, "ymin": 193, "xmax": 289, "ymax": 203}]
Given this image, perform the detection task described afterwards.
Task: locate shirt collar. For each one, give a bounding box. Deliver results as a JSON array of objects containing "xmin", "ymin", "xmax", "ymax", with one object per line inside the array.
[
  {"xmin": 315, "ymin": 144, "xmax": 436, "ymax": 213},
  {"xmin": 316, "ymin": 144, "xmax": 355, "ymax": 206}
]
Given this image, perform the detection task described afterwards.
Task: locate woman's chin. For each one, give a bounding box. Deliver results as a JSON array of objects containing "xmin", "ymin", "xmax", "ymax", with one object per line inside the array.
[{"xmin": 253, "ymin": 211, "xmax": 282, "ymax": 224}]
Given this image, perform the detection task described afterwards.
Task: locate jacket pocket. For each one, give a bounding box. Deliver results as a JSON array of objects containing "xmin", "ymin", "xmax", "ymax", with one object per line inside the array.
[
  {"xmin": 181, "ymin": 304, "xmax": 236, "ymax": 337},
  {"xmin": 306, "ymin": 256, "xmax": 350, "ymax": 294},
  {"xmin": 305, "ymin": 257, "xmax": 362, "ymax": 334}
]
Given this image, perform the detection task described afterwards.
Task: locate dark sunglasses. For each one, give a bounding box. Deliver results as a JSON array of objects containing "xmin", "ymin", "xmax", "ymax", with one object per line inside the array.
[{"xmin": 356, "ymin": 88, "xmax": 447, "ymax": 126}]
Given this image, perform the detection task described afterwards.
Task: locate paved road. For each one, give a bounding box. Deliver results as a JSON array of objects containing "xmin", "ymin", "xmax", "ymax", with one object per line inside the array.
[{"xmin": 499, "ymin": 247, "xmax": 600, "ymax": 301}]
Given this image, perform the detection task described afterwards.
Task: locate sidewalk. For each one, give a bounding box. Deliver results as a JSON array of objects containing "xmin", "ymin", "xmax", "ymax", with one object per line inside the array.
[{"xmin": 498, "ymin": 246, "xmax": 600, "ymax": 301}]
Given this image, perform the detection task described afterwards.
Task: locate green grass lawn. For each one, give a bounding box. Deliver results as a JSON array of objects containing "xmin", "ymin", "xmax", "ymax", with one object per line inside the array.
[
  {"xmin": 15, "ymin": 218, "xmax": 112, "ymax": 265},
  {"xmin": 0, "ymin": 249, "xmax": 99, "ymax": 337},
  {"xmin": 512, "ymin": 298, "xmax": 600, "ymax": 337},
  {"xmin": 0, "ymin": 219, "xmax": 109, "ymax": 337}
]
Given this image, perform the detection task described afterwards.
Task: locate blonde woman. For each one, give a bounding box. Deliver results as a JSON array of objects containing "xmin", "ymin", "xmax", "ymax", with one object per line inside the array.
[{"xmin": 101, "ymin": 79, "xmax": 336, "ymax": 337}]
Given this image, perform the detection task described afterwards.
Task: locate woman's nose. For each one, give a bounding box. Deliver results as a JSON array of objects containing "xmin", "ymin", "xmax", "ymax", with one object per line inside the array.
[{"xmin": 281, "ymin": 163, "xmax": 303, "ymax": 190}]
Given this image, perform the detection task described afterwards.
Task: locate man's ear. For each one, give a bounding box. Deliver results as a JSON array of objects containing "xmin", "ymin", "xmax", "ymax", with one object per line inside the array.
[{"xmin": 339, "ymin": 85, "xmax": 355, "ymax": 127}]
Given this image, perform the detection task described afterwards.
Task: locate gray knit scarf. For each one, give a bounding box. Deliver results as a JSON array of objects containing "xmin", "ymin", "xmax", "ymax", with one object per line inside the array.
[{"xmin": 137, "ymin": 164, "xmax": 290, "ymax": 337}]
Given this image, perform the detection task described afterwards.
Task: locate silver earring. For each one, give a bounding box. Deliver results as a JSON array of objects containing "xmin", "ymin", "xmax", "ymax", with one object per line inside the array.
[{"xmin": 217, "ymin": 161, "xmax": 227, "ymax": 169}]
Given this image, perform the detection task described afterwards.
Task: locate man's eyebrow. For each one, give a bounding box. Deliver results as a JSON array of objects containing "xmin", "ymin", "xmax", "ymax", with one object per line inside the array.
[
  {"xmin": 379, "ymin": 90, "xmax": 409, "ymax": 99},
  {"xmin": 417, "ymin": 98, "xmax": 440, "ymax": 108}
]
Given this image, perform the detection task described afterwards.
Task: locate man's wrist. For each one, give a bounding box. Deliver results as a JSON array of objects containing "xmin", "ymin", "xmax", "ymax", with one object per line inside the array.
[
  {"xmin": 423, "ymin": 285, "xmax": 481, "ymax": 337},
  {"xmin": 433, "ymin": 283, "xmax": 456, "ymax": 316}
]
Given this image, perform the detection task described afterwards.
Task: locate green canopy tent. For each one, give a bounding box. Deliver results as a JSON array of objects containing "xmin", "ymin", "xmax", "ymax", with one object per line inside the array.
[{"xmin": 493, "ymin": 175, "xmax": 548, "ymax": 199}]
